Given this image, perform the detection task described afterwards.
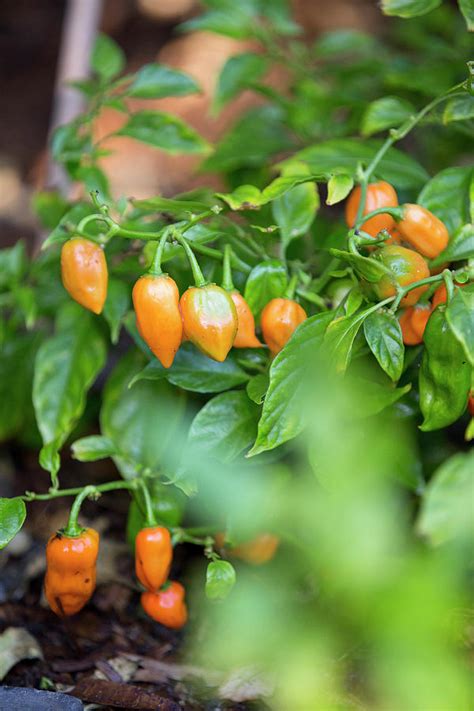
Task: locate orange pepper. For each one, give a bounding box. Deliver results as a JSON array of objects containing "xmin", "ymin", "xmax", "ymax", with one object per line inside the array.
[
  {"xmin": 180, "ymin": 284, "xmax": 237, "ymax": 361},
  {"xmin": 133, "ymin": 274, "xmax": 183, "ymax": 368},
  {"xmin": 397, "ymin": 204, "xmax": 449, "ymax": 259},
  {"xmin": 399, "ymin": 305, "xmax": 432, "ymax": 345},
  {"xmin": 44, "ymin": 528, "xmax": 99, "ymax": 616},
  {"xmin": 230, "ymin": 292, "xmax": 262, "ymax": 348},
  {"xmin": 61, "ymin": 238, "xmax": 108, "ymax": 314},
  {"xmin": 345, "ymin": 181, "xmax": 399, "ymax": 238},
  {"xmin": 373, "ymin": 245, "xmax": 430, "ymax": 307},
  {"xmin": 141, "ymin": 581, "xmax": 188, "ymax": 629},
  {"xmin": 135, "ymin": 526, "xmax": 172, "ymax": 592},
  {"xmin": 261, "ymin": 298, "xmax": 307, "ymax": 355}
]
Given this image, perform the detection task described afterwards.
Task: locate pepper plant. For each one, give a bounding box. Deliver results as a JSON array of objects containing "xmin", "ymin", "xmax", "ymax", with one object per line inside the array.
[{"xmin": 0, "ymin": 1, "xmax": 473, "ymax": 708}]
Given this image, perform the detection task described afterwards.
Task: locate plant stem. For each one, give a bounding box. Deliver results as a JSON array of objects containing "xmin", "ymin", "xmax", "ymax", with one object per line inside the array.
[
  {"xmin": 389, "ymin": 271, "xmax": 450, "ymax": 312},
  {"xmin": 221, "ymin": 244, "xmax": 235, "ymax": 291},
  {"xmin": 172, "ymin": 230, "xmax": 207, "ymax": 287},
  {"xmin": 63, "ymin": 485, "xmax": 96, "ymax": 537},
  {"xmin": 23, "ymin": 480, "xmax": 135, "ymax": 502},
  {"xmin": 138, "ymin": 479, "xmax": 157, "ymax": 528},
  {"xmin": 149, "ymin": 228, "xmax": 171, "ymax": 276},
  {"xmin": 285, "ymin": 274, "xmax": 298, "ymax": 299},
  {"xmin": 296, "ymin": 288, "xmax": 327, "ymax": 309},
  {"xmin": 354, "ymin": 206, "xmax": 403, "ymax": 230}
]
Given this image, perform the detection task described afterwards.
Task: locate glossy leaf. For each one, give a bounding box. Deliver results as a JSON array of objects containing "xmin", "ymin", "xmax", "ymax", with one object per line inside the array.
[
  {"xmin": 0, "ymin": 498, "xmax": 26, "ymax": 550},
  {"xmin": 103, "ymin": 278, "xmax": 131, "ymax": 344},
  {"xmin": 418, "ymin": 166, "xmax": 472, "ymax": 235},
  {"xmin": 249, "ymin": 312, "xmax": 333, "ymax": 455},
  {"xmin": 127, "ymin": 63, "xmax": 200, "ymax": 99},
  {"xmin": 417, "ymin": 451, "xmax": 474, "ymax": 545},
  {"xmin": 213, "ymin": 53, "xmax": 267, "ymax": 113},
  {"xmin": 381, "ymin": 0, "xmax": 441, "ymax": 17},
  {"xmin": 363, "ymin": 310, "xmax": 404, "ymax": 381},
  {"xmin": 326, "ymin": 174, "xmax": 354, "ymax": 205},
  {"xmin": 431, "ymin": 223, "xmax": 474, "ymax": 266},
  {"xmin": 244, "ymin": 260, "xmax": 288, "ymax": 319},
  {"xmin": 246, "ymin": 373, "xmax": 269, "ymax": 404},
  {"xmin": 272, "ymin": 182, "xmax": 319, "ymax": 248},
  {"xmin": 41, "ymin": 203, "xmax": 96, "ymax": 250},
  {"xmin": 206, "ymin": 560, "xmax": 236, "ymax": 600},
  {"xmin": 280, "ymin": 138, "xmax": 429, "ymax": 190},
  {"xmin": 91, "ymin": 34, "xmax": 125, "ymax": 81},
  {"xmin": 445, "ymin": 284, "xmax": 474, "ymax": 366},
  {"xmin": 33, "ymin": 305, "xmax": 107, "ymax": 474},
  {"xmin": 0, "ymin": 333, "xmax": 38, "ymax": 442},
  {"xmin": 443, "ymin": 94, "xmax": 474, "ymax": 124},
  {"xmin": 71, "ymin": 435, "xmax": 118, "ymax": 462},
  {"xmin": 131, "ymin": 343, "xmax": 250, "ymax": 393},
  {"xmin": 330, "ymin": 249, "xmax": 390, "ymax": 283},
  {"xmin": 325, "ymin": 305, "xmax": 383, "ymax": 373},
  {"xmin": 457, "ymin": 0, "xmax": 474, "ymax": 30},
  {"xmin": 361, "ymin": 96, "xmax": 414, "ymax": 136},
  {"xmin": 188, "ymin": 391, "xmax": 260, "ymax": 461},
  {"xmin": 117, "ymin": 111, "xmax": 209, "ymax": 154}
]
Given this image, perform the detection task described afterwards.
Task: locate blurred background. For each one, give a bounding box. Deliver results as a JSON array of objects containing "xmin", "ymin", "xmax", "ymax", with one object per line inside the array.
[{"xmin": 0, "ymin": 0, "xmax": 383, "ymax": 251}]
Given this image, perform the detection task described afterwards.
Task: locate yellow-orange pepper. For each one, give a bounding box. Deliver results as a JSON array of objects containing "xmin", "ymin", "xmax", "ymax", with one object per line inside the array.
[
  {"xmin": 61, "ymin": 238, "xmax": 108, "ymax": 314},
  {"xmin": 135, "ymin": 526, "xmax": 173, "ymax": 592},
  {"xmin": 133, "ymin": 275, "xmax": 183, "ymax": 368},
  {"xmin": 141, "ymin": 581, "xmax": 188, "ymax": 629}
]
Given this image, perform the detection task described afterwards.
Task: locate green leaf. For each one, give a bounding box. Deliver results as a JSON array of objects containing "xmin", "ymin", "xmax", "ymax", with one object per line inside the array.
[
  {"xmin": 41, "ymin": 203, "xmax": 96, "ymax": 250},
  {"xmin": 325, "ymin": 305, "xmax": 382, "ymax": 373},
  {"xmin": 350, "ymin": 379, "xmax": 411, "ymax": 418},
  {"xmin": 32, "ymin": 191, "xmax": 69, "ymax": 230},
  {"xmin": 417, "ymin": 451, "xmax": 474, "ymax": 545},
  {"xmin": 249, "ymin": 312, "xmax": 333, "ymax": 455},
  {"xmin": 272, "ymin": 182, "xmax": 319, "ymax": 248},
  {"xmin": 0, "ymin": 241, "xmax": 27, "ymax": 289},
  {"xmin": 213, "ymin": 52, "xmax": 267, "ymax": 113},
  {"xmin": 0, "ymin": 333, "xmax": 38, "ymax": 442},
  {"xmin": 458, "ymin": 0, "xmax": 474, "ymax": 30},
  {"xmin": 101, "ymin": 351, "xmax": 186, "ymax": 478},
  {"xmin": 117, "ymin": 111, "xmax": 209, "ymax": 154},
  {"xmin": 443, "ymin": 94, "xmax": 474, "ymax": 124},
  {"xmin": 128, "ymin": 63, "xmax": 200, "ymax": 99},
  {"xmin": 217, "ymin": 174, "xmax": 321, "ymax": 210},
  {"xmin": 216, "ymin": 185, "xmax": 264, "ymax": 210},
  {"xmin": 363, "ymin": 309, "xmax": 404, "ymax": 381},
  {"xmin": 381, "ymin": 0, "xmax": 442, "ymax": 17},
  {"xmin": 131, "ymin": 343, "xmax": 250, "ymax": 393},
  {"xmin": 418, "ymin": 166, "xmax": 472, "ymax": 235},
  {"xmin": 32, "ymin": 305, "xmax": 107, "ymax": 473},
  {"xmin": 206, "ymin": 560, "xmax": 236, "ymax": 600},
  {"xmin": 0, "ymin": 498, "xmax": 26, "ymax": 550},
  {"xmin": 188, "ymin": 391, "xmax": 260, "ymax": 462},
  {"xmin": 91, "ymin": 33, "xmax": 125, "ymax": 81},
  {"xmin": 132, "ymin": 195, "xmax": 210, "ymax": 216},
  {"xmin": 71, "ymin": 435, "xmax": 117, "ymax": 461},
  {"xmin": 202, "ymin": 106, "xmax": 293, "ymax": 173},
  {"xmin": 326, "ymin": 174, "xmax": 354, "ymax": 205},
  {"xmin": 445, "ymin": 284, "xmax": 474, "ymax": 366},
  {"xmin": 75, "ymin": 165, "xmax": 110, "ymax": 200},
  {"xmin": 244, "ymin": 260, "xmax": 288, "ymax": 320},
  {"xmin": 179, "ymin": 0, "xmax": 257, "ymax": 39},
  {"xmin": 246, "ymin": 373, "xmax": 269, "ymax": 404},
  {"xmin": 431, "ymin": 223, "xmax": 474, "ymax": 265},
  {"xmin": 281, "ymin": 138, "xmax": 429, "ymax": 190},
  {"xmin": 361, "ymin": 96, "xmax": 414, "ymax": 137},
  {"xmin": 103, "ymin": 278, "xmax": 131, "ymax": 344},
  {"xmin": 313, "ymin": 29, "xmax": 379, "ymax": 57},
  {"xmin": 330, "ymin": 249, "xmax": 390, "ymax": 283}
]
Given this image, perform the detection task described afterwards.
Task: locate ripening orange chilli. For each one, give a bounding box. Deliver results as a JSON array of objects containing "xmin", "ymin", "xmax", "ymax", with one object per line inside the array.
[
  {"xmin": 180, "ymin": 284, "xmax": 238, "ymax": 362},
  {"xmin": 432, "ymin": 281, "xmax": 465, "ymax": 309},
  {"xmin": 373, "ymin": 245, "xmax": 430, "ymax": 307},
  {"xmin": 133, "ymin": 274, "xmax": 183, "ymax": 368},
  {"xmin": 141, "ymin": 581, "xmax": 188, "ymax": 629},
  {"xmin": 399, "ymin": 306, "xmax": 432, "ymax": 346},
  {"xmin": 44, "ymin": 528, "xmax": 99, "ymax": 617},
  {"xmin": 231, "ymin": 534, "xmax": 280, "ymax": 565},
  {"xmin": 397, "ymin": 204, "xmax": 449, "ymax": 259},
  {"xmin": 230, "ymin": 292, "xmax": 262, "ymax": 348},
  {"xmin": 261, "ymin": 298, "xmax": 307, "ymax": 355},
  {"xmin": 61, "ymin": 238, "xmax": 108, "ymax": 314},
  {"xmin": 345, "ymin": 181, "xmax": 399, "ymax": 238},
  {"xmin": 135, "ymin": 526, "xmax": 172, "ymax": 592}
]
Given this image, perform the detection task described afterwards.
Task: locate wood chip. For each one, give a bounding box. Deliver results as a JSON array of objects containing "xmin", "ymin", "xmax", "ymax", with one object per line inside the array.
[{"xmin": 70, "ymin": 677, "xmax": 180, "ymax": 710}]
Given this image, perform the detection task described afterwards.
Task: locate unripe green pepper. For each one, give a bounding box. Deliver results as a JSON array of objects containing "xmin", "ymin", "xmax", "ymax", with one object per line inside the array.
[{"xmin": 419, "ymin": 306, "xmax": 471, "ymax": 431}]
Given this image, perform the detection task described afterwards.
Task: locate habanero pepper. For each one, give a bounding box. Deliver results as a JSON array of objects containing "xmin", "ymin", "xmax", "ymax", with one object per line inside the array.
[
  {"xmin": 399, "ymin": 304, "xmax": 432, "ymax": 346},
  {"xmin": 141, "ymin": 581, "xmax": 188, "ymax": 629},
  {"xmin": 397, "ymin": 204, "xmax": 449, "ymax": 259},
  {"xmin": 419, "ymin": 305, "xmax": 471, "ymax": 431},
  {"xmin": 372, "ymin": 245, "xmax": 430, "ymax": 307},
  {"xmin": 216, "ymin": 532, "xmax": 279, "ymax": 565},
  {"xmin": 432, "ymin": 281, "xmax": 465, "ymax": 308},
  {"xmin": 135, "ymin": 525, "xmax": 173, "ymax": 592},
  {"xmin": 221, "ymin": 246, "xmax": 262, "ymax": 348},
  {"xmin": 61, "ymin": 237, "xmax": 108, "ymax": 314},
  {"xmin": 44, "ymin": 527, "xmax": 99, "ymax": 617},
  {"xmin": 345, "ymin": 181, "xmax": 399, "ymax": 238},
  {"xmin": 133, "ymin": 275, "xmax": 182, "ymax": 368}
]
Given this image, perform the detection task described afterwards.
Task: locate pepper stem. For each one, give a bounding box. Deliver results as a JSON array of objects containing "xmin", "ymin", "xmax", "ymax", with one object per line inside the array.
[
  {"xmin": 149, "ymin": 228, "xmax": 171, "ymax": 276},
  {"xmin": 221, "ymin": 244, "xmax": 235, "ymax": 292},
  {"xmin": 63, "ymin": 485, "xmax": 96, "ymax": 537},
  {"xmin": 285, "ymin": 274, "xmax": 298, "ymax": 299},
  {"xmin": 172, "ymin": 230, "xmax": 207, "ymax": 288},
  {"xmin": 442, "ymin": 268, "xmax": 455, "ymax": 303},
  {"xmin": 138, "ymin": 479, "xmax": 157, "ymax": 528}
]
